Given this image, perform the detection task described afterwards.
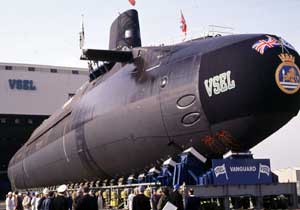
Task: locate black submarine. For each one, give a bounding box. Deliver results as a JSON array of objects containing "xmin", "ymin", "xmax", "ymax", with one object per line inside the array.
[{"xmin": 8, "ymin": 9, "xmax": 300, "ymax": 189}]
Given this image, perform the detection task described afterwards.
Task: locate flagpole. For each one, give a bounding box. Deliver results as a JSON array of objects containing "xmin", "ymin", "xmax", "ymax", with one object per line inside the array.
[
  {"xmin": 223, "ymin": 164, "xmax": 229, "ymax": 180},
  {"xmin": 79, "ymin": 14, "xmax": 85, "ymax": 50},
  {"xmin": 258, "ymin": 163, "xmax": 261, "ymax": 179}
]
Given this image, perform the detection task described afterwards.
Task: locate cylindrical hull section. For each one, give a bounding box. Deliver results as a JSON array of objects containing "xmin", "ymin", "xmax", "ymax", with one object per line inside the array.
[{"xmin": 8, "ymin": 34, "xmax": 300, "ymax": 189}]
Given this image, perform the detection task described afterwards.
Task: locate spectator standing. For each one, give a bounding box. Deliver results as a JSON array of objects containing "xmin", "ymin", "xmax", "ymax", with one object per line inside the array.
[
  {"xmin": 185, "ymin": 188, "xmax": 200, "ymax": 210},
  {"xmin": 15, "ymin": 191, "xmax": 23, "ymax": 210},
  {"xmin": 65, "ymin": 192, "xmax": 73, "ymax": 210},
  {"xmin": 22, "ymin": 192, "xmax": 31, "ymax": 210},
  {"xmin": 6, "ymin": 192, "xmax": 15, "ymax": 210},
  {"xmin": 157, "ymin": 187, "xmax": 170, "ymax": 210},
  {"xmin": 31, "ymin": 192, "xmax": 37, "ymax": 210},
  {"xmin": 169, "ymin": 184, "xmax": 184, "ymax": 210},
  {"xmin": 35, "ymin": 193, "xmax": 42, "ymax": 210},
  {"xmin": 52, "ymin": 184, "xmax": 68, "ymax": 210},
  {"xmin": 89, "ymin": 191, "xmax": 98, "ymax": 209},
  {"xmin": 71, "ymin": 191, "xmax": 78, "ymax": 210},
  {"xmin": 73, "ymin": 188, "xmax": 83, "ymax": 210},
  {"xmin": 132, "ymin": 186, "xmax": 151, "ymax": 210},
  {"xmin": 127, "ymin": 188, "xmax": 138, "ymax": 210},
  {"xmin": 37, "ymin": 189, "xmax": 48, "ymax": 210},
  {"xmin": 12, "ymin": 192, "xmax": 18, "ymax": 210},
  {"xmin": 41, "ymin": 190, "xmax": 54, "ymax": 210},
  {"xmin": 75, "ymin": 186, "xmax": 97, "ymax": 210},
  {"xmin": 97, "ymin": 190, "xmax": 104, "ymax": 210},
  {"xmin": 150, "ymin": 188, "xmax": 161, "ymax": 210}
]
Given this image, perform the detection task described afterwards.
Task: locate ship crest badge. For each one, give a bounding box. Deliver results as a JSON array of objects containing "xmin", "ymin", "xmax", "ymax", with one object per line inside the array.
[{"xmin": 275, "ymin": 53, "xmax": 300, "ymax": 94}]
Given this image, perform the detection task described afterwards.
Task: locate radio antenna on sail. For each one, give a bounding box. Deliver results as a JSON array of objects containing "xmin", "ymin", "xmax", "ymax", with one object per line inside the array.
[{"xmin": 79, "ymin": 14, "xmax": 85, "ymax": 50}]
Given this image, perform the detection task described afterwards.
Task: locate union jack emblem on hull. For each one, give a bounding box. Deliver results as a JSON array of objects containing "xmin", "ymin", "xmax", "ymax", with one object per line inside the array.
[{"xmin": 252, "ymin": 35, "xmax": 280, "ymax": 55}]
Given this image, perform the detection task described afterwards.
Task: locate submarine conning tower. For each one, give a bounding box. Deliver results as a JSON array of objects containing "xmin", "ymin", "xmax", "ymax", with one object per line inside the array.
[{"xmin": 109, "ymin": 9, "xmax": 141, "ymax": 50}]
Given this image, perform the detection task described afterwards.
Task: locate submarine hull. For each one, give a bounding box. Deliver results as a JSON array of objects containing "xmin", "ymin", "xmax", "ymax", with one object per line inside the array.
[{"xmin": 8, "ymin": 33, "xmax": 300, "ymax": 189}]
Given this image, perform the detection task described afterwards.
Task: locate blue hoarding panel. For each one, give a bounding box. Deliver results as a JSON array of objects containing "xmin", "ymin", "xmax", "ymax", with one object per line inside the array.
[{"xmin": 212, "ymin": 159, "xmax": 272, "ymax": 185}]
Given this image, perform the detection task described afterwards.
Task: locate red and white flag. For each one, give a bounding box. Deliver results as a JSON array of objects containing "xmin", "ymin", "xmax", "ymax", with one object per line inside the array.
[
  {"xmin": 180, "ymin": 10, "xmax": 187, "ymax": 36},
  {"xmin": 128, "ymin": 0, "xmax": 136, "ymax": 6}
]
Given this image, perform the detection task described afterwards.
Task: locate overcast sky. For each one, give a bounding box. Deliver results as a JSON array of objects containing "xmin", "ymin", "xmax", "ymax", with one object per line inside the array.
[{"xmin": 1, "ymin": 0, "xmax": 299, "ymax": 169}]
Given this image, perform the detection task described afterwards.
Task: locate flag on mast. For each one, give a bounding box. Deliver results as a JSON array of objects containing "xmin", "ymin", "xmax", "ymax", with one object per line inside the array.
[
  {"xmin": 79, "ymin": 15, "xmax": 85, "ymax": 49},
  {"xmin": 128, "ymin": 0, "xmax": 136, "ymax": 6},
  {"xmin": 180, "ymin": 10, "xmax": 187, "ymax": 38}
]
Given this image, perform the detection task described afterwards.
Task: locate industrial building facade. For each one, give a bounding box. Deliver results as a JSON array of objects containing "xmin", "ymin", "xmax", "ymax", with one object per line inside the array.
[
  {"xmin": 0, "ymin": 62, "xmax": 88, "ymax": 195},
  {"xmin": 274, "ymin": 167, "xmax": 300, "ymax": 195}
]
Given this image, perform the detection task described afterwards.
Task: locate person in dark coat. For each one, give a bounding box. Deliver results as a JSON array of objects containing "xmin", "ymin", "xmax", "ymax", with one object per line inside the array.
[
  {"xmin": 73, "ymin": 188, "xmax": 83, "ymax": 210},
  {"xmin": 14, "ymin": 191, "xmax": 23, "ymax": 210},
  {"xmin": 157, "ymin": 187, "xmax": 170, "ymax": 210},
  {"xmin": 132, "ymin": 186, "xmax": 151, "ymax": 210},
  {"xmin": 65, "ymin": 193, "xmax": 73, "ymax": 210},
  {"xmin": 52, "ymin": 185, "xmax": 68, "ymax": 210},
  {"xmin": 185, "ymin": 188, "xmax": 200, "ymax": 210},
  {"xmin": 75, "ymin": 186, "xmax": 97, "ymax": 210},
  {"xmin": 37, "ymin": 188, "xmax": 48, "ymax": 210},
  {"xmin": 41, "ymin": 191, "xmax": 54, "ymax": 210},
  {"xmin": 150, "ymin": 188, "xmax": 161, "ymax": 210},
  {"xmin": 170, "ymin": 184, "xmax": 184, "ymax": 210}
]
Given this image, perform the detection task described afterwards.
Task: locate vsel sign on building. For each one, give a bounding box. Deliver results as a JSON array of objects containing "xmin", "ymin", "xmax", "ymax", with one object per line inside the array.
[{"xmin": 9, "ymin": 79, "xmax": 37, "ymax": 90}]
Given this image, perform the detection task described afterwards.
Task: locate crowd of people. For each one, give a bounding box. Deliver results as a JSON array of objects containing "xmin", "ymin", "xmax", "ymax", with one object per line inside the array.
[
  {"xmin": 129, "ymin": 184, "xmax": 199, "ymax": 210},
  {"xmin": 5, "ymin": 184, "xmax": 199, "ymax": 210},
  {"xmin": 5, "ymin": 185, "xmax": 101, "ymax": 210}
]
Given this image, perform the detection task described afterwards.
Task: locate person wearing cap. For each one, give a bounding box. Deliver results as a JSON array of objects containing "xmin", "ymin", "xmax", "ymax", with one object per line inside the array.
[
  {"xmin": 6, "ymin": 192, "xmax": 15, "ymax": 210},
  {"xmin": 75, "ymin": 186, "xmax": 97, "ymax": 210},
  {"xmin": 52, "ymin": 185, "xmax": 68, "ymax": 210},
  {"xmin": 132, "ymin": 185, "xmax": 151, "ymax": 210},
  {"xmin": 169, "ymin": 184, "xmax": 184, "ymax": 210}
]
